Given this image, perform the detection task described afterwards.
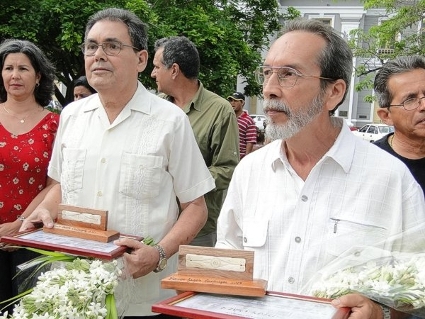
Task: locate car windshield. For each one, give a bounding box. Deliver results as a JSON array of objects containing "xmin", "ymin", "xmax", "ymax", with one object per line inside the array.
[{"xmin": 379, "ymin": 126, "xmax": 393, "ymax": 134}]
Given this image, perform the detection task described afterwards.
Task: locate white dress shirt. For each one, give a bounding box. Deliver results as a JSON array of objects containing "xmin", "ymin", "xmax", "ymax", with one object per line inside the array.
[
  {"xmin": 216, "ymin": 119, "xmax": 425, "ymax": 294},
  {"xmin": 49, "ymin": 82, "xmax": 215, "ymax": 315}
]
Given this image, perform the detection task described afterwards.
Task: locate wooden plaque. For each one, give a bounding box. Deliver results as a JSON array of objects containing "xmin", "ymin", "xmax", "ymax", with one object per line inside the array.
[
  {"xmin": 161, "ymin": 245, "xmax": 267, "ymax": 297},
  {"xmin": 152, "ymin": 291, "xmax": 351, "ymax": 319},
  {"xmin": 57, "ymin": 204, "xmax": 108, "ymax": 230},
  {"xmin": 43, "ymin": 224, "xmax": 120, "ymax": 243},
  {"xmin": 0, "ymin": 229, "xmax": 141, "ymax": 260},
  {"xmin": 43, "ymin": 204, "xmax": 119, "ymax": 243}
]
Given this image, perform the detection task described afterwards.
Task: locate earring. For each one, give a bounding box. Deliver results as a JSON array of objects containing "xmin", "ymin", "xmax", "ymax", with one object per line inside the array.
[{"xmin": 35, "ymin": 82, "xmax": 40, "ymax": 87}]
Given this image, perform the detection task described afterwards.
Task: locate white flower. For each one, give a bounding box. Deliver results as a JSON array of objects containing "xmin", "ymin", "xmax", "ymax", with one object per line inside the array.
[
  {"xmin": 2, "ymin": 258, "xmax": 121, "ymax": 319},
  {"xmin": 310, "ymin": 254, "xmax": 425, "ymax": 316}
]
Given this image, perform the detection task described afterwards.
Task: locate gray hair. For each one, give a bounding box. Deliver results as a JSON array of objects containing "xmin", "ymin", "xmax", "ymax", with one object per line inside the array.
[
  {"xmin": 85, "ymin": 8, "xmax": 148, "ymax": 51},
  {"xmin": 282, "ymin": 19, "xmax": 353, "ymax": 113},
  {"xmin": 374, "ymin": 55, "xmax": 425, "ymax": 108},
  {"xmin": 154, "ymin": 36, "xmax": 200, "ymax": 80},
  {"xmin": 0, "ymin": 39, "xmax": 56, "ymax": 106}
]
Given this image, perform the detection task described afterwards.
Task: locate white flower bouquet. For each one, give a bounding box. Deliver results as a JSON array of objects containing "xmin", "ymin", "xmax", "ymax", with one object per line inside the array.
[
  {"xmin": 304, "ymin": 247, "xmax": 425, "ymax": 318},
  {"xmin": 0, "ymin": 237, "xmax": 155, "ymax": 319},
  {"xmin": 0, "ymin": 250, "xmax": 127, "ymax": 319}
]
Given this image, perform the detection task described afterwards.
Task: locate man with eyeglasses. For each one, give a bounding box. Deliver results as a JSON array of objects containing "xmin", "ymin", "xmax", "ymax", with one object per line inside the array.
[
  {"xmin": 374, "ymin": 55, "xmax": 425, "ymax": 194},
  {"xmin": 20, "ymin": 8, "xmax": 215, "ymax": 319},
  {"xmin": 216, "ymin": 19, "xmax": 425, "ymax": 319}
]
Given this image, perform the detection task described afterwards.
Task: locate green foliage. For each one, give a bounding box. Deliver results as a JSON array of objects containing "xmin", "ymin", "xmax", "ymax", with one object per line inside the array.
[
  {"xmin": 0, "ymin": 0, "xmax": 300, "ymax": 105},
  {"xmin": 349, "ymin": 0, "xmax": 425, "ymax": 101}
]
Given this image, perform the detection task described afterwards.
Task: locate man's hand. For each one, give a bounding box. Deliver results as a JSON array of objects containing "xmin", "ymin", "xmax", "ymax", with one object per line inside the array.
[
  {"xmin": 19, "ymin": 183, "xmax": 61, "ymax": 232},
  {"xmin": 115, "ymin": 237, "xmax": 160, "ymax": 279},
  {"xmin": 19, "ymin": 208, "xmax": 55, "ymax": 232},
  {"xmin": 332, "ymin": 294, "xmax": 383, "ymax": 319}
]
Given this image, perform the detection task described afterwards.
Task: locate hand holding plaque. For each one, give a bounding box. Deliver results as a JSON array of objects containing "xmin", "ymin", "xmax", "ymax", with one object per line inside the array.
[
  {"xmin": 1, "ymin": 204, "xmax": 140, "ymax": 259},
  {"xmin": 43, "ymin": 204, "xmax": 120, "ymax": 243}
]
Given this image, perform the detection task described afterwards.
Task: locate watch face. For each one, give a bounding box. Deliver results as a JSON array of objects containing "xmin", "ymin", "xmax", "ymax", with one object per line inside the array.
[{"xmin": 159, "ymin": 258, "xmax": 167, "ymax": 270}]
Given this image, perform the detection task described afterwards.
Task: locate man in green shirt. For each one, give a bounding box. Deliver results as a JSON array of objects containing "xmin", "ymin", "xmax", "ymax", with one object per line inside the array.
[{"xmin": 151, "ymin": 36, "xmax": 239, "ymax": 247}]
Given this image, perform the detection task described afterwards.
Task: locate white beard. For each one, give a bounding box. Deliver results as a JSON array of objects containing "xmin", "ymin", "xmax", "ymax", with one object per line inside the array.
[{"xmin": 263, "ymin": 93, "xmax": 324, "ymax": 141}]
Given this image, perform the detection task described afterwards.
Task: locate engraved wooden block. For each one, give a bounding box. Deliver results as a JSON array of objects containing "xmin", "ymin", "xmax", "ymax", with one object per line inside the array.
[
  {"xmin": 57, "ymin": 204, "xmax": 108, "ymax": 230},
  {"xmin": 161, "ymin": 245, "xmax": 267, "ymax": 297},
  {"xmin": 41, "ymin": 204, "xmax": 120, "ymax": 243},
  {"xmin": 178, "ymin": 245, "xmax": 254, "ymax": 280},
  {"xmin": 43, "ymin": 224, "xmax": 120, "ymax": 243},
  {"xmin": 161, "ymin": 274, "xmax": 267, "ymax": 297}
]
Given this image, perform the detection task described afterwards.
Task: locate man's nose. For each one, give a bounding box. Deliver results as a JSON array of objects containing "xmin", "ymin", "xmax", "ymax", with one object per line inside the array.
[{"xmin": 262, "ymin": 73, "xmax": 282, "ymax": 99}]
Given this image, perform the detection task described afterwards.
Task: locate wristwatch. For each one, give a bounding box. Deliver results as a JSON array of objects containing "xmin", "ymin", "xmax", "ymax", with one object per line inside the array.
[
  {"xmin": 153, "ymin": 244, "xmax": 167, "ymax": 273},
  {"xmin": 379, "ymin": 304, "xmax": 391, "ymax": 319}
]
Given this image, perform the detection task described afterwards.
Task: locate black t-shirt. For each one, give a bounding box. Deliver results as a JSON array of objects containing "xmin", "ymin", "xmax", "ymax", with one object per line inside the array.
[{"xmin": 374, "ymin": 134, "xmax": 425, "ymax": 195}]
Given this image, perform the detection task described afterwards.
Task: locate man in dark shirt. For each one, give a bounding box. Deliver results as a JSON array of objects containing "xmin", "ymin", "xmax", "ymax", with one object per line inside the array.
[{"xmin": 374, "ymin": 55, "xmax": 425, "ymax": 194}]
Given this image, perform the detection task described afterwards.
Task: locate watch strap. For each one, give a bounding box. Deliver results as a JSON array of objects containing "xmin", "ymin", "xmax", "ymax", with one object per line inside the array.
[{"xmin": 153, "ymin": 244, "xmax": 167, "ymax": 273}]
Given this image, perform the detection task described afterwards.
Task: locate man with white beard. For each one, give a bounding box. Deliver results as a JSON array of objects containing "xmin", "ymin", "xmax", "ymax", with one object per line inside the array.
[{"xmin": 215, "ymin": 18, "xmax": 425, "ymax": 319}]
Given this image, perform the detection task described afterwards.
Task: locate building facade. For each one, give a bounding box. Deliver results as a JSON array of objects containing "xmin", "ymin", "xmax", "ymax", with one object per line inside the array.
[{"xmin": 245, "ymin": 0, "xmax": 388, "ymax": 128}]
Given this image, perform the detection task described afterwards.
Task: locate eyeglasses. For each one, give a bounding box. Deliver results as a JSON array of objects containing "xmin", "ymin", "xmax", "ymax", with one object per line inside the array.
[
  {"xmin": 255, "ymin": 66, "xmax": 334, "ymax": 88},
  {"xmin": 388, "ymin": 96, "xmax": 425, "ymax": 111},
  {"xmin": 80, "ymin": 40, "xmax": 139, "ymax": 56}
]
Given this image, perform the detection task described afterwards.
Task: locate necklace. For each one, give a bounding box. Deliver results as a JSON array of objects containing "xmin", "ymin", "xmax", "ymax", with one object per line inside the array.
[
  {"xmin": 389, "ymin": 135, "xmax": 394, "ymax": 148},
  {"xmin": 2, "ymin": 104, "xmax": 36, "ymax": 124}
]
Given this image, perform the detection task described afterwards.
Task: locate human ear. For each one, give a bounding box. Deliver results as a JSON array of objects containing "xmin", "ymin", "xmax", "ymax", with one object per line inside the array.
[
  {"xmin": 377, "ymin": 108, "xmax": 393, "ymax": 126},
  {"xmin": 136, "ymin": 50, "xmax": 148, "ymax": 72},
  {"xmin": 171, "ymin": 63, "xmax": 180, "ymax": 79},
  {"xmin": 325, "ymin": 79, "xmax": 346, "ymax": 112}
]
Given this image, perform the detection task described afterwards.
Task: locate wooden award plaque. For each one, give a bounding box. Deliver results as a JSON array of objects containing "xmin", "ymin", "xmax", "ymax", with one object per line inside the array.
[
  {"xmin": 42, "ymin": 204, "xmax": 120, "ymax": 243},
  {"xmin": 152, "ymin": 291, "xmax": 351, "ymax": 319},
  {"xmin": 161, "ymin": 245, "xmax": 267, "ymax": 297},
  {"xmin": 0, "ymin": 204, "xmax": 143, "ymax": 260}
]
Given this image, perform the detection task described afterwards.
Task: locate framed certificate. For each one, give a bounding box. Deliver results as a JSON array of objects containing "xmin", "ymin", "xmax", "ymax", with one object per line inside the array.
[
  {"xmin": 1, "ymin": 229, "xmax": 141, "ymax": 260},
  {"xmin": 152, "ymin": 291, "xmax": 351, "ymax": 319}
]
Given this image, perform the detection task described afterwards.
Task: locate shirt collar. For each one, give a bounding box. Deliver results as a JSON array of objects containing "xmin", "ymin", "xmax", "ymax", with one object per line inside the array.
[
  {"xmin": 160, "ymin": 81, "xmax": 204, "ymax": 113},
  {"xmin": 324, "ymin": 118, "xmax": 356, "ymax": 174},
  {"xmin": 127, "ymin": 82, "xmax": 152, "ymax": 115},
  {"xmin": 268, "ymin": 117, "xmax": 355, "ymax": 173},
  {"xmin": 182, "ymin": 81, "xmax": 203, "ymax": 113},
  {"xmin": 80, "ymin": 81, "xmax": 151, "ymax": 115}
]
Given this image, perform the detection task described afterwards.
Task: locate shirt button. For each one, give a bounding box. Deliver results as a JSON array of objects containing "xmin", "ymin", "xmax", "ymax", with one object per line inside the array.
[
  {"xmin": 354, "ymin": 250, "xmax": 361, "ymax": 257},
  {"xmin": 243, "ymin": 237, "xmax": 247, "ymax": 243},
  {"xmin": 295, "ymin": 237, "xmax": 301, "ymax": 243},
  {"xmin": 101, "ymin": 158, "xmax": 106, "ymax": 163},
  {"xmin": 301, "ymin": 195, "xmax": 308, "ymax": 202},
  {"xmin": 97, "ymin": 191, "xmax": 103, "ymax": 197},
  {"xmin": 288, "ymin": 277, "xmax": 295, "ymax": 284}
]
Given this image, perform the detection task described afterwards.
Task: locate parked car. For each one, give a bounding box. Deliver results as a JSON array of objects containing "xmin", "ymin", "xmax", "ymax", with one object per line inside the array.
[
  {"xmin": 352, "ymin": 124, "xmax": 394, "ymax": 142},
  {"xmin": 250, "ymin": 114, "xmax": 266, "ymax": 131}
]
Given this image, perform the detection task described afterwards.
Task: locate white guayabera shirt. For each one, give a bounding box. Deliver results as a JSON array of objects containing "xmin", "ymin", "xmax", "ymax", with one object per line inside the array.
[
  {"xmin": 48, "ymin": 82, "xmax": 215, "ymax": 316},
  {"xmin": 216, "ymin": 119, "xmax": 425, "ymax": 294}
]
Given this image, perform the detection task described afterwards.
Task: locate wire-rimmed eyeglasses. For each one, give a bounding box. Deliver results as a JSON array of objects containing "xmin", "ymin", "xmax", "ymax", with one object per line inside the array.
[
  {"xmin": 388, "ymin": 96, "xmax": 425, "ymax": 111},
  {"xmin": 80, "ymin": 40, "xmax": 140, "ymax": 56},
  {"xmin": 254, "ymin": 66, "xmax": 334, "ymax": 88}
]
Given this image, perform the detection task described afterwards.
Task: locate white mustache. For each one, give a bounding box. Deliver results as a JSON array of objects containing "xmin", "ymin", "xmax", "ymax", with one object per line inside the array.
[{"xmin": 263, "ymin": 99, "xmax": 291, "ymax": 117}]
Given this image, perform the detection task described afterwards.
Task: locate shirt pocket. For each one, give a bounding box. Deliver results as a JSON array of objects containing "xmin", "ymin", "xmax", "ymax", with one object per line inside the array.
[
  {"xmin": 242, "ymin": 217, "xmax": 269, "ymax": 248},
  {"xmin": 327, "ymin": 218, "xmax": 386, "ymax": 257},
  {"xmin": 61, "ymin": 148, "xmax": 86, "ymax": 193},
  {"xmin": 119, "ymin": 153, "xmax": 163, "ymax": 200}
]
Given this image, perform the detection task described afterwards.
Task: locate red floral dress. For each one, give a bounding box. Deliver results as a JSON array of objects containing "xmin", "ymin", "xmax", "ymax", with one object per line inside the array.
[{"xmin": 0, "ymin": 113, "xmax": 59, "ymax": 223}]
